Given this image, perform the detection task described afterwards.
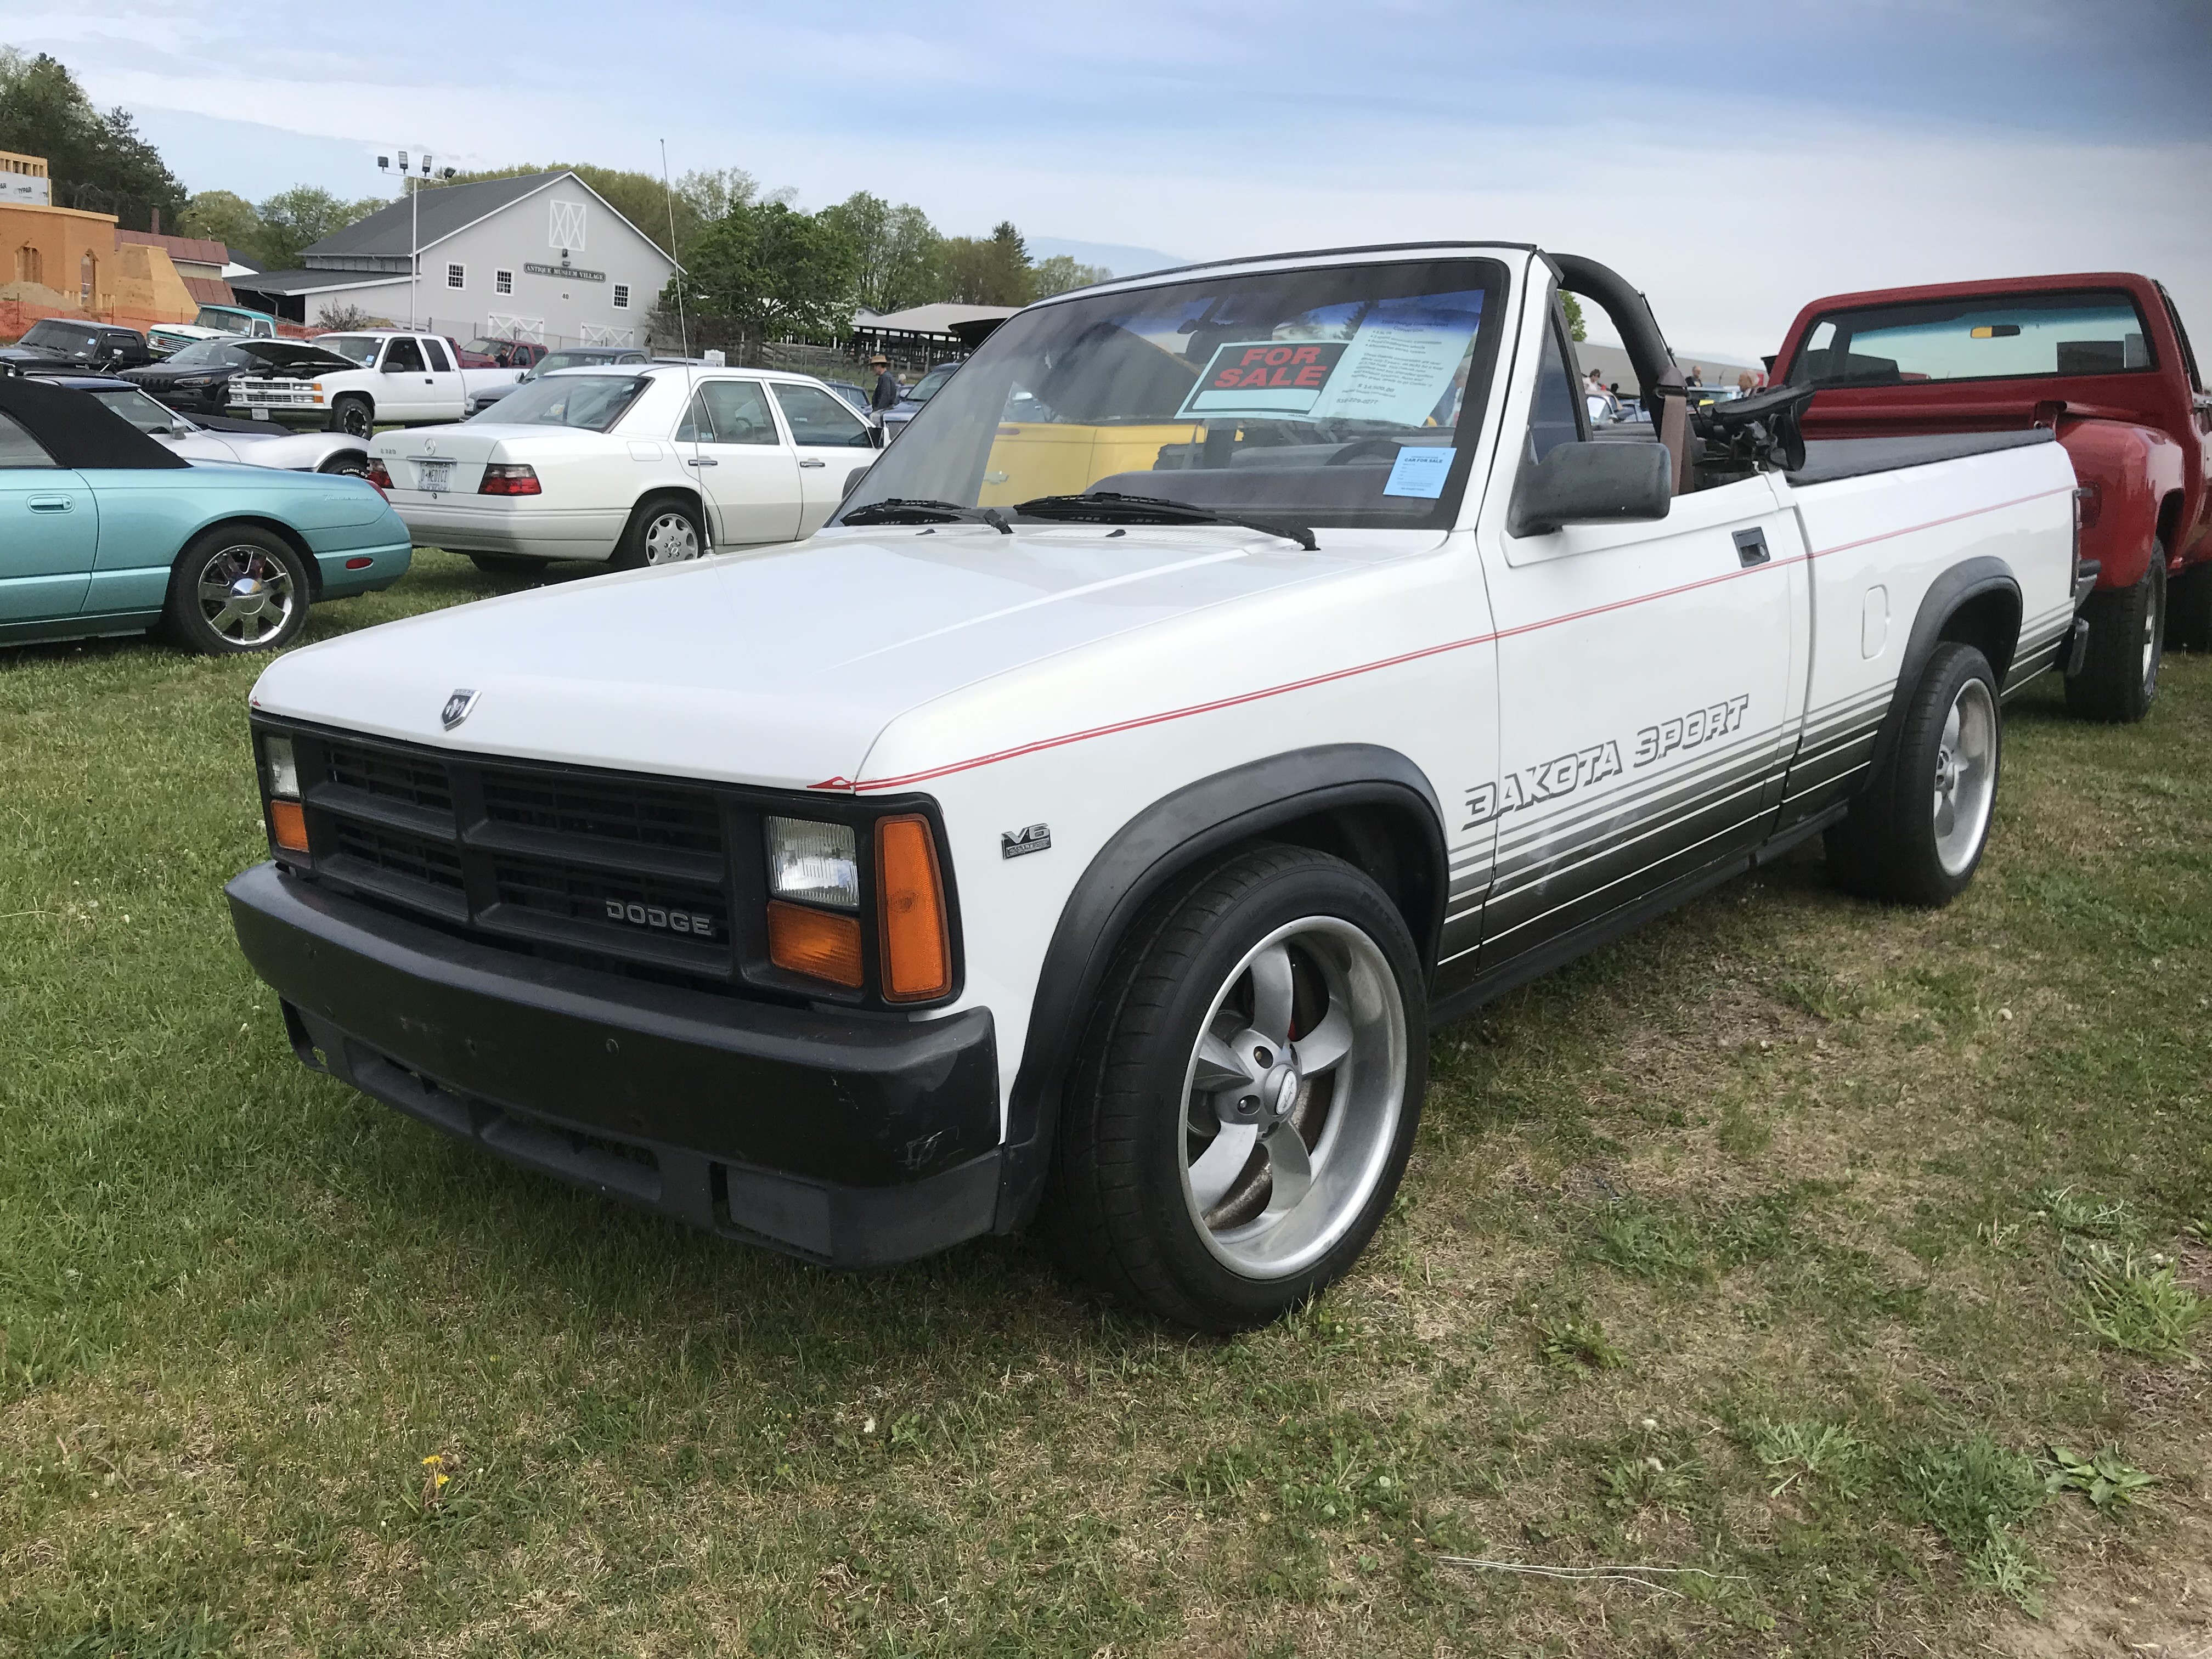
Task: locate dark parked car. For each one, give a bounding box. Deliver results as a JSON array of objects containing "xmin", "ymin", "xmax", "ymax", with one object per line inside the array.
[
  {"xmin": 465, "ymin": 345, "xmax": 650, "ymax": 415},
  {"xmin": 123, "ymin": 337, "xmax": 360, "ymax": 417},
  {"xmin": 0, "ymin": 318, "xmax": 152, "ymax": 371},
  {"xmin": 878, "ymin": 359, "xmax": 961, "ymax": 434}
]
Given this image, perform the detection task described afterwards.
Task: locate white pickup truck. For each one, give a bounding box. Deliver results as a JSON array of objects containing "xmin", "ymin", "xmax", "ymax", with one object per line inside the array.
[
  {"xmin": 228, "ymin": 330, "xmax": 524, "ymax": 438},
  {"xmin": 226, "ymin": 244, "xmax": 2087, "ymax": 1330}
]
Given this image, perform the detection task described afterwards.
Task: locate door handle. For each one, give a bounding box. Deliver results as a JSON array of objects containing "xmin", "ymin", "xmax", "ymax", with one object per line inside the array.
[
  {"xmin": 685, "ymin": 456, "xmax": 718, "ymax": 467},
  {"xmin": 1733, "ymin": 528, "xmax": 1770, "ymax": 567},
  {"xmin": 798, "ymin": 458, "xmax": 826, "ymax": 469},
  {"xmin": 27, "ymin": 495, "xmax": 72, "ymax": 512}
]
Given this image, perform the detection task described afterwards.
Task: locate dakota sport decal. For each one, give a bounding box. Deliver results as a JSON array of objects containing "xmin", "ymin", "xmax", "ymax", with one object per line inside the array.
[{"xmin": 1465, "ymin": 693, "xmax": 1750, "ymax": 830}]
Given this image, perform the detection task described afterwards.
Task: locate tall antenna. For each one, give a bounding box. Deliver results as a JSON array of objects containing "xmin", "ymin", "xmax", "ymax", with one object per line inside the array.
[
  {"xmin": 659, "ymin": 140, "xmax": 691, "ymax": 362},
  {"xmin": 661, "ymin": 139, "xmax": 706, "ymax": 554}
]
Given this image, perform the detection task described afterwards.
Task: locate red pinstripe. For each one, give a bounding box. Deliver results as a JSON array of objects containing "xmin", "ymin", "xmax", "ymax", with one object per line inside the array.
[{"xmin": 811, "ymin": 482, "xmax": 2073, "ymax": 794}]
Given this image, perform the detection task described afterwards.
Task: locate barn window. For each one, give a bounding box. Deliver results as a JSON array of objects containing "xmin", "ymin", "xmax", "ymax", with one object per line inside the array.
[
  {"xmin": 495, "ymin": 269, "xmax": 513, "ymax": 295},
  {"xmin": 612, "ymin": 284, "xmax": 630, "ymax": 309},
  {"xmin": 447, "ymin": 263, "xmax": 465, "ymax": 290}
]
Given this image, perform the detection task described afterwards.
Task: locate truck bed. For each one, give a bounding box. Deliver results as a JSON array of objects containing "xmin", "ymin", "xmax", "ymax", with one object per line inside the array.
[{"xmin": 1785, "ymin": 428, "xmax": 2057, "ymax": 487}]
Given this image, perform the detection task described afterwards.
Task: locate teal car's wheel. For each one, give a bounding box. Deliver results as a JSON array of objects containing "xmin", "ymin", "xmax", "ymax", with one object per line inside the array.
[{"xmin": 163, "ymin": 526, "xmax": 312, "ymax": 654}]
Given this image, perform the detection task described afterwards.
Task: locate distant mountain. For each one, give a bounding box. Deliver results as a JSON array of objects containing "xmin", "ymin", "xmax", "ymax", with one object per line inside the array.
[{"xmin": 1029, "ymin": 236, "xmax": 1191, "ymax": 279}]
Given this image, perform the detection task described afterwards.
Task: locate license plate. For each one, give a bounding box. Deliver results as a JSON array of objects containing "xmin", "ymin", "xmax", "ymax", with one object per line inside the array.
[
  {"xmin": 252, "ymin": 406, "xmax": 269, "ymax": 420},
  {"xmin": 416, "ymin": 460, "xmax": 454, "ymax": 495}
]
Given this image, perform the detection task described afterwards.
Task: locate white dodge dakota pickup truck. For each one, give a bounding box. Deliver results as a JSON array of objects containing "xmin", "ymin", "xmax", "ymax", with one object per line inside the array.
[
  {"xmin": 228, "ymin": 330, "xmax": 524, "ymax": 438},
  {"xmin": 227, "ymin": 243, "xmax": 2087, "ymax": 1330}
]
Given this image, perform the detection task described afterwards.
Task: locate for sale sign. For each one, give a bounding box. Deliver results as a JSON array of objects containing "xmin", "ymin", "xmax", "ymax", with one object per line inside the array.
[{"xmin": 1178, "ymin": 341, "xmax": 1350, "ymax": 417}]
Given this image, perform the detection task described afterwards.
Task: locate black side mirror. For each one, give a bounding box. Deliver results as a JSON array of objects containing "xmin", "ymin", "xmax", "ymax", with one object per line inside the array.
[{"xmin": 1508, "ymin": 442, "xmax": 1671, "ymax": 538}]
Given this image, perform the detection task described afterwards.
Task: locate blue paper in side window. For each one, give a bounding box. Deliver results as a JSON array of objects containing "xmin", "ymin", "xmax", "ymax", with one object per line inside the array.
[{"xmin": 1383, "ymin": 445, "xmax": 1455, "ymax": 499}]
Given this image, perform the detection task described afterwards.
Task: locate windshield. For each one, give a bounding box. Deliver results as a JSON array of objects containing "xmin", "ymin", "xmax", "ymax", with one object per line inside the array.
[
  {"xmin": 532, "ymin": 350, "xmax": 619, "ymax": 376},
  {"xmin": 166, "ymin": 339, "xmax": 253, "ymax": 368},
  {"xmin": 21, "ymin": 320, "xmax": 102, "ymax": 359},
  {"xmin": 906, "ymin": 364, "xmax": 957, "ymax": 403},
  {"xmin": 194, "ymin": 306, "xmax": 253, "ymax": 329},
  {"xmin": 469, "ymin": 373, "xmax": 647, "ymax": 431},
  {"xmin": 1792, "ymin": 290, "xmax": 2157, "ymax": 386},
  {"xmin": 91, "ymin": 388, "xmax": 189, "ymax": 434},
  {"xmin": 316, "ymin": 335, "xmax": 386, "ymax": 368},
  {"xmin": 840, "ymin": 256, "xmax": 1506, "ymax": 531}
]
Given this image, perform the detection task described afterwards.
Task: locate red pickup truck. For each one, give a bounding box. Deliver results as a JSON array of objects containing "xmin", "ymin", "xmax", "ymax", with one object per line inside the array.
[{"xmin": 1771, "ymin": 273, "xmax": 2212, "ymax": 721}]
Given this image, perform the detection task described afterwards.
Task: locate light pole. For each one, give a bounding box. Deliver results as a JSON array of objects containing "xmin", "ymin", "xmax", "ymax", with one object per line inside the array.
[{"xmin": 376, "ymin": 151, "xmax": 457, "ymax": 329}]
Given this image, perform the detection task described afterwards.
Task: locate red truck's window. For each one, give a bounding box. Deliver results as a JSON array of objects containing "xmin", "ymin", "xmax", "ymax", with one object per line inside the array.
[{"xmin": 1793, "ymin": 290, "xmax": 2155, "ymax": 387}]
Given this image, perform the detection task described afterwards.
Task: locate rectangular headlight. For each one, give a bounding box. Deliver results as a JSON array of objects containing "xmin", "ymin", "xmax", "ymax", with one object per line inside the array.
[
  {"xmin": 765, "ymin": 817, "xmax": 859, "ymax": 910},
  {"xmin": 262, "ymin": 735, "xmax": 299, "ymax": 799}
]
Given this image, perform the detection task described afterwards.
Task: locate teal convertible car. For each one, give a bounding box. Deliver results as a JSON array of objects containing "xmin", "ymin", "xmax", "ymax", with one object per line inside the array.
[{"xmin": 0, "ymin": 371, "xmax": 410, "ymax": 654}]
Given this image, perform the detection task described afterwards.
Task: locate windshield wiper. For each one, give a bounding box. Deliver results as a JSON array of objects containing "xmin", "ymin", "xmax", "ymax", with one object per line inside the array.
[
  {"xmin": 1012, "ymin": 492, "xmax": 1317, "ymax": 551},
  {"xmin": 841, "ymin": 498, "xmax": 1012, "ymax": 533}
]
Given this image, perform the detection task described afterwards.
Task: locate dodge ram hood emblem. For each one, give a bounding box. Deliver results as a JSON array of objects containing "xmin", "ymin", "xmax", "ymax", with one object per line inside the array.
[{"xmin": 441, "ymin": 689, "xmax": 480, "ymax": 730}]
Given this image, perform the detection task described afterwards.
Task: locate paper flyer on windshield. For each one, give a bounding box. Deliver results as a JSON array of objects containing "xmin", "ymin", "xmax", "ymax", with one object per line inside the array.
[{"xmin": 1176, "ymin": 299, "xmax": 1483, "ymax": 428}]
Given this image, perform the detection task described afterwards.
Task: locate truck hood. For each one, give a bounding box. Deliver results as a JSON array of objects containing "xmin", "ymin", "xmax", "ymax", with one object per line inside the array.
[{"xmin": 249, "ymin": 523, "xmax": 1387, "ymax": 789}]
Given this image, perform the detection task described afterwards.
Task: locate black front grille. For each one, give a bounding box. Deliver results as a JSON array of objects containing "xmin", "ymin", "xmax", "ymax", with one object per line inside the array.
[
  {"xmin": 326, "ymin": 741, "xmax": 454, "ymax": 813},
  {"xmin": 492, "ymin": 856, "xmax": 729, "ymax": 943},
  {"xmin": 296, "ymin": 731, "xmax": 740, "ymax": 988},
  {"xmin": 335, "ymin": 820, "xmax": 465, "ymax": 890},
  {"xmin": 483, "ymin": 772, "xmax": 721, "ymax": 853},
  {"xmin": 267, "ymin": 722, "xmax": 958, "ymax": 1009}
]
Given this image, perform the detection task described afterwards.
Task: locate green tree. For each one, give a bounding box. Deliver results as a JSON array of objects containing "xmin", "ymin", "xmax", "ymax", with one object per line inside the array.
[
  {"xmin": 937, "ymin": 221, "xmax": 1034, "ymax": 306},
  {"xmin": 819, "ymin": 191, "xmax": 942, "ymax": 313},
  {"xmin": 0, "ymin": 48, "xmax": 186, "ymax": 233},
  {"xmin": 255, "ymin": 185, "xmax": 384, "ymax": 270},
  {"xmin": 1030, "ymin": 254, "xmax": 1110, "ymax": 298},
  {"xmin": 673, "ymin": 199, "xmax": 860, "ymax": 343},
  {"xmin": 178, "ymin": 190, "xmax": 265, "ymax": 259},
  {"xmin": 1562, "ymin": 292, "xmax": 1588, "ymax": 343}
]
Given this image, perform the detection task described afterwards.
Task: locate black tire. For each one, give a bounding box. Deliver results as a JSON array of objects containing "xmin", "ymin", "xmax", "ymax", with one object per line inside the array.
[
  {"xmin": 328, "ymin": 395, "xmax": 374, "ymax": 439},
  {"xmin": 161, "ymin": 524, "xmax": 313, "ymax": 655},
  {"xmin": 2165, "ymin": 558, "xmax": 2212, "ymax": 653},
  {"xmin": 1041, "ymin": 844, "xmax": 1427, "ymax": 1331},
  {"xmin": 318, "ymin": 452, "xmax": 370, "ymax": 476},
  {"xmin": 2066, "ymin": 551, "xmax": 2164, "ymax": 722},
  {"xmin": 1826, "ymin": 641, "xmax": 2001, "ymax": 907},
  {"xmin": 610, "ymin": 493, "xmax": 708, "ymax": 571},
  {"xmin": 467, "ymin": 552, "xmax": 548, "ymax": 576}
]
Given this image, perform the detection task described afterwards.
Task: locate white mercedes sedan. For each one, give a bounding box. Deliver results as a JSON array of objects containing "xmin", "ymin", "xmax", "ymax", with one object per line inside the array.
[{"xmin": 366, "ymin": 365, "xmax": 884, "ymax": 573}]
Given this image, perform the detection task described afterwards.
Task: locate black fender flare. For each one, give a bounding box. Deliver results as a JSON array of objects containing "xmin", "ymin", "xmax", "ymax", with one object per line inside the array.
[
  {"xmin": 1867, "ymin": 556, "xmax": 2021, "ymax": 783},
  {"xmin": 992, "ymin": 743, "xmax": 1447, "ymax": 1233}
]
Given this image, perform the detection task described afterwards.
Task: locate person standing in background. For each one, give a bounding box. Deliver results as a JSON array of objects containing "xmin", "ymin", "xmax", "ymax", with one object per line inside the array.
[{"xmin": 868, "ymin": 354, "xmax": 903, "ymax": 411}]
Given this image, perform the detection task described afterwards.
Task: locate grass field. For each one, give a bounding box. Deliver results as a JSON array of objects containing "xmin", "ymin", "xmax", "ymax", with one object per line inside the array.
[{"xmin": 2, "ymin": 551, "xmax": 2207, "ymax": 1657}]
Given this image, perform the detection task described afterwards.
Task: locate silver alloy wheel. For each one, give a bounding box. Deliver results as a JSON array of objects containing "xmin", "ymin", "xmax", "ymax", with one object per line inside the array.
[
  {"xmin": 1931, "ymin": 675, "xmax": 1997, "ymax": 876},
  {"xmin": 195, "ymin": 544, "xmax": 297, "ymax": 646},
  {"xmin": 1179, "ymin": 916, "xmax": 1408, "ymax": 1280},
  {"xmin": 2142, "ymin": 577, "xmax": 2162, "ymax": 688},
  {"xmin": 641, "ymin": 508, "xmax": 702, "ymax": 564}
]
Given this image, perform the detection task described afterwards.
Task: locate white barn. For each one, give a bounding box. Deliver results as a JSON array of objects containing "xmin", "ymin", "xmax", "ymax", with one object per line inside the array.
[{"xmin": 233, "ymin": 171, "xmax": 678, "ymax": 349}]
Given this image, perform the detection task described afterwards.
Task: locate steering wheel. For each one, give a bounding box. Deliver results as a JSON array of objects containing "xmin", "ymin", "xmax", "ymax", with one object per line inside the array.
[{"xmin": 1325, "ymin": 437, "xmax": 1403, "ymax": 466}]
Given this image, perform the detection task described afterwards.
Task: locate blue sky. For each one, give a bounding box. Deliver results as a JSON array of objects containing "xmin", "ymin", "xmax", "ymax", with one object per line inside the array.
[{"xmin": 5, "ymin": 0, "xmax": 2208, "ymax": 357}]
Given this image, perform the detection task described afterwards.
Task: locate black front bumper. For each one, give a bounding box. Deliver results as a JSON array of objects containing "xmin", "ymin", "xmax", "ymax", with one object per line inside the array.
[{"xmin": 227, "ymin": 862, "xmax": 1002, "ymax": 1267}]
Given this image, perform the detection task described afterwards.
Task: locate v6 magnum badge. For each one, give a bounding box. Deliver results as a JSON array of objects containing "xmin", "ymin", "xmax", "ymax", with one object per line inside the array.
[{"xmin": 1002, "ymin": 823, "xmax": 1052, "ymax": 859}]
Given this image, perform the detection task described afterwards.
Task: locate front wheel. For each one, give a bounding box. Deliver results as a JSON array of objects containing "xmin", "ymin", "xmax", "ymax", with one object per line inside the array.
[
  {"xmin": 327, "ymin": 396, "xmax": 374, "ymax": 439},
  {"xmin": 1043, "ymin": 845, "xmax": 1426, "ymax": 1331},
  {"xmin": 2066, "ymin": 551, "xmax": 2164, "ymax": 723},
  {"xmin": 1826, "ymin": 641, "xmax": 2000, "ymax": 906},
  {"xmin": 611, "ymin": 494, "xmax": 708, "ymax": 571},
  {"xmin": 162, "ymin": 526, "xmax": 312, "ymax": 654}
]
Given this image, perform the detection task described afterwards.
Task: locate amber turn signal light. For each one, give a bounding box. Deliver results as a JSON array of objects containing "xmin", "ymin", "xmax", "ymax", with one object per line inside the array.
[
  {"xmin": 269, "ymin": 798, "xmax": 308, "ymax": 854},
  {"xmin": 767, "ymin": 900, "xmax": 864, "ymax": 988},
  {"xmin": 876, "ymin": 815, "xmax": 950, "ymax": 1001}
]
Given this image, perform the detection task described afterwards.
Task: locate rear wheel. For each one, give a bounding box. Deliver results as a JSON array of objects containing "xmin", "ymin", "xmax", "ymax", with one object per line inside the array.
[
  {"xmin": 2165, "ymin": 558, "xmax": 2212, "ymax": 653},
  {"xmin": 318, "ymin": 453, "xmax": 370, "ymax": 476},
  {"xmin": 2066, "ymin": 551, "xmax": 2164, "ymax": 722},
  {"xmin": 162, "ymin": 525, "xmax": 312, "ymax": 654},
  {"xmin": 328, "ymin": 395, "xmax": 374, "ymax": 439},
  {"xmin": 611, "ymin": 494, "xmax": 708, "ymax": 570},
  {"xmin": 1826, "ymin": 641, "xmax": 2000, "ymax": 906},
  {"xmin": 1043, "ymin": 845, "xmax": 1425, "ymax": 1331}
]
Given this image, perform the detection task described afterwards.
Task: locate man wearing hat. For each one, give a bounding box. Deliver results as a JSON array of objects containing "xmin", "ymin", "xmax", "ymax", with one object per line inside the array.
[{"xmin": 867, "ymin": 354, "xmax": 904, "ymax": 411}]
